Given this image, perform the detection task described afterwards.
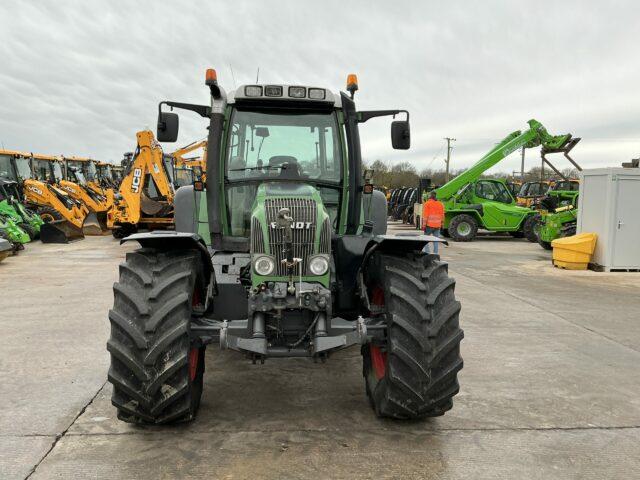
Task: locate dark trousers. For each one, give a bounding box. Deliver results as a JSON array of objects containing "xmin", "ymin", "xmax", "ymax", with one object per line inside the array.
[{"xmin": 422, "ymin": 226, "xmax": 441, "ymax": 254}]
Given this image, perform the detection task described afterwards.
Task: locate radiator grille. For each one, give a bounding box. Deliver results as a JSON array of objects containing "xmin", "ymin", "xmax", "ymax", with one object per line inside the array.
[
  {"xmin": 251, "ymin": 216, "xmax": 265, "ymax": 253},
  {"xmin": 318, "ymin": 218, "xmax": 331, "ymax": 254},
  {"xmin": 264, "ymin": 198, "xmax": 317, "ymax": 276}
]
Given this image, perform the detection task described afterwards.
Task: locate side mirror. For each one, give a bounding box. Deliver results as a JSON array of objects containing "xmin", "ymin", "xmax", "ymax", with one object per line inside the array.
[
  {"xmin": 391, "ymin": 120, "xmax": 410, "ymax": 150},
  {"xmin": 157, "ymin": 112, "xmax": 179, "ymax": 142}
]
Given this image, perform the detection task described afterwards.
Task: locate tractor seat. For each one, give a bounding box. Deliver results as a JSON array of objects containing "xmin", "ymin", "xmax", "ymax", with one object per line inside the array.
[{"xmin": 269, "ymin": 155, "xmax": 301, "ymax": 179}]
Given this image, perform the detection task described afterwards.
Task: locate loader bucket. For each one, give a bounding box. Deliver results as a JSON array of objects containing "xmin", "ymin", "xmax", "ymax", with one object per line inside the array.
[
  {"xmin": 82, "ymin": 212, "xmax": 110, "ymax": 236},
  {"xmin": 141, "ymin": 193, "xmax": 172, "ymax": 216},
  {"xmin": 40, "ymin": 220, "xmax": 85, "ymax": 243}
]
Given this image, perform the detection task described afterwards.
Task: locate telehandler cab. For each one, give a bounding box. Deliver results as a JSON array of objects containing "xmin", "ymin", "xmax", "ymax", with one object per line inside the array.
[{"xmin": 107, "ymin": 72, "xmax": 464, "ymax": 424}]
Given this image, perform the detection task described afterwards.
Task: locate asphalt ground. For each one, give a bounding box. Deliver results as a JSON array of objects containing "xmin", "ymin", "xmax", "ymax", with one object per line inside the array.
[{"xmin": 1, "ymin": 224, "xmax": 639, "ymax": 479}]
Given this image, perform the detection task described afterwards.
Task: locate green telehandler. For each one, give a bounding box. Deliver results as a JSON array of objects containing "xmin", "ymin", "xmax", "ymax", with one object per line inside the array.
[
  {"xmin": 106, "ymin": 71, "xmax": 464, "ymax": 424},
  {"xmin": 434, "ymin": 120, "xmax": 576, "ymax": 242},
  {"xmin": 0, "ymin": 214, "xmax": 30, "ymax": 252},
  {"xmin": 0, "ymin": 178, "xmax": 44, "ymax": 240}
]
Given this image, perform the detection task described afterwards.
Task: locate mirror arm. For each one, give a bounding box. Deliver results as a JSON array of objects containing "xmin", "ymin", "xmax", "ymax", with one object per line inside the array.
[
  {"xmin": 158, "ymin": 101, "xmax": 211, "ymax": 118},
  {"xmin": 357, "ymin": 109, "xmax": 409, "ymax": 123}
]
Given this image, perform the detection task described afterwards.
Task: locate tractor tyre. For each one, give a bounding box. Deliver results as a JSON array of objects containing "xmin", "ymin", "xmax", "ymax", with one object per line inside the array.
[
  {"xmin": 112, "ymin": 223, "xmax": 138, "ymax": 239},
  {"xmin": 362, "ymin": 251, "xmax": 464, "ymax": 419},
  {"xmin": 523, "ymin": 214, "xmax": 540, "ymax": 243},
  {"xmin": 38, "ymin": 207, "xmax": 62, "ymax": 223},
  {"xmin": 107, "ymin": 248, "xmax": 205, "ymax": 424},
  {"xmin": 441, "ymin": 228, "xmax": 450, "ymax": 238},
  {"xmin": 538, "ymin": 238, "xmax": 553, "ymax": 250},
  {"xmin": 448, "ymin": 214, "xmax": 478, "ymax": 242}
]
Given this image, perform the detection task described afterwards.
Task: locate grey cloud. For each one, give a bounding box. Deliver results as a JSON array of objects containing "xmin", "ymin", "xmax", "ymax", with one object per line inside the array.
[{"xmin": 0, "ymin": 0, "xmax": 638, "ymax": 173}]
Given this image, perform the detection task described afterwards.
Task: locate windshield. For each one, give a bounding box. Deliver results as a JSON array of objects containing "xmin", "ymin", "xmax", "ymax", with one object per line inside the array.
[
  {"xmin": 475, "ymin": 180, "xmax": 513, "ymax": 203},
  {"xmin": 0, "ymin": 155, "xmax": 13, "ymax": 180},
  {"xmin": 52, "ymin": 163, "xmax": 63, "ymax": 182},
  {"xmin": 86, "ymin": 161, "xmax": 97, "ymax": 181},
  {"xmin": 70, "ymin": 168, "xmax": 87, "ymax": 185},
  {"xmin": 226, "ymin": 109, "xmax": 342, "ymax": 184},
  {"xmin": 174, "ymin": 168, "xmax": 193, "ymax": 188},
  {"xmin": 554, "ymin": 181, "xmax": 579, "ymax": 191}
]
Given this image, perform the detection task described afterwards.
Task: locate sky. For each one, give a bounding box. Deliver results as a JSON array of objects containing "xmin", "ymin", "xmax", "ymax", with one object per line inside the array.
[{"xmin": 1, "ymin": 1, "xmax": 638, "ymax": 176}]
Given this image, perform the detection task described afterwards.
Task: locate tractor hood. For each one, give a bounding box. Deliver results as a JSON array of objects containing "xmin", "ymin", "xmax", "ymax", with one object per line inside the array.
[{"xmin": 249, "ymin": 182, "xmax": 332, "ymax": 287}]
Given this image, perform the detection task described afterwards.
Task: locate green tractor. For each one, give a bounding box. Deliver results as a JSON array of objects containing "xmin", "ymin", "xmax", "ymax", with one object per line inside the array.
[
  {"xmin": 0, "ymin": 178, "xmax": 44, "ymax": 240},
  {"xmin": 434, "ymin": 120, "xmax": 575, "ymax": 242},
  {"xmin": 107, "ymin": 72, "xmax": 464, "ymax": 424}
]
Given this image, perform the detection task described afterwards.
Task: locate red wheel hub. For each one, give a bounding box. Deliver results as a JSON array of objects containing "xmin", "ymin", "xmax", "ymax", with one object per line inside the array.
[
  {"xmin": 370, "ymin": 345, "xmax": 387, "ymax": 380},
  {"xmin": 371, "ymin": 286, "xmax": 385, "ymax": 308},
  {"xmin": 188, "ymin": 347, "xmax": 199, "ymax": 381}
]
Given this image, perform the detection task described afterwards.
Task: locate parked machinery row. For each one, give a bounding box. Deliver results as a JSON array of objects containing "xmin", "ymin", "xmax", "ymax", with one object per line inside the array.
[{"xmin": 386, "ymin": 120, "xmax": 583, "ymax": 248}]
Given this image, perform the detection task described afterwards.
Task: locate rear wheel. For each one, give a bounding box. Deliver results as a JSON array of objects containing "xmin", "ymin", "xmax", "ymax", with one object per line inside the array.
[
  {"xmin": 538, "ymin": 238, "xmax": 553, "ymax": 250},
  {"xmin": 112, "ymin": 223, "xmax": 138, "ymax": 239},
  {"xmin": 448, "ymin": 214, "xmax": 478, "ymax": 242},
  {"xmin": 107, "ymin": 248, "xmax": 205, "ymax": 424},
  {"xmin": 19, "ymin": 223, "xmax": 37, "ymax": 240},
  {"xmin": 523, "ymin": 214, "xmax": 540, "ymax": 243},
  {"xmin": 38, "ymin": 207, "xmax": 62, "ymax": 223},
  {"xmin": 362, "ymin": 251, "xmax": 464, "ymax": 419}
]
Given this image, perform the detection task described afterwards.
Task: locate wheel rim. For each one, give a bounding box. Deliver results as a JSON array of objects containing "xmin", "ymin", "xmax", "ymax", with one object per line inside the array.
[
  {"xmin": 188, "ymin": 348, "xmax": 199, "ymax": 381},
  {"xmin": 370, "ymin": 346, "xmax": 387, "ymax": 380},
  {"xmin": 457, "ymin": 222, "xmax": 471, "ymax": 236}
]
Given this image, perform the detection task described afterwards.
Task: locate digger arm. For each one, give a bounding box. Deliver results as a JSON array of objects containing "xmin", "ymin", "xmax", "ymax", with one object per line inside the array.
[
  {"xmin": 113, "ymin": 130, "xmax": 175, "ymax": 225},
  {"xmin": 435, "ymin": 119, "xmax": 572, "ymax": 200},
  {"xmin": 171, "ymin": 140, "xmax": 207, "ymax": 167}
]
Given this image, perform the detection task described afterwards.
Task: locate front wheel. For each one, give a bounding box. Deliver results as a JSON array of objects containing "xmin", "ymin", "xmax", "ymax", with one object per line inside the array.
[
  {"xmin": 523, "ymin": 214, "xmax": 540, "ymax": 243},
  {"xmin": 538, "ymin": 238, "xmax": 553, "ymax": 250},
  {"xmin": 107, "ymin": 248, "xmax": 205, "ymax": 424},
  {"xmin": 362, "ymin": 251, "xmax": 464, "ymax": 419},
  {"xmin": 448, "ymin": 214, "xmax": 478, "ymax": 242}
]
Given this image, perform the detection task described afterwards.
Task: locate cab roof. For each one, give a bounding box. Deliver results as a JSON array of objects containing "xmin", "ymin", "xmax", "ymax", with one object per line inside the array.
[{"xmin": 227, "ymin": 84, "xmax": 341, "ymax": 108}]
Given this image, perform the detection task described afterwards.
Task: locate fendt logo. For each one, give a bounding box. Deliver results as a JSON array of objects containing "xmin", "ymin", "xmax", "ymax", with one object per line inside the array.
[
  {"xmin": 27, "ymin": 185, "xmax": 43, "ymax": 196},
  {"xmin": 270, "ymin": 221, "xmax": 312, "ymax": 229},
  {"xmin": 131, "ymin": 168, "xmax": 142, "ymax": 193}
]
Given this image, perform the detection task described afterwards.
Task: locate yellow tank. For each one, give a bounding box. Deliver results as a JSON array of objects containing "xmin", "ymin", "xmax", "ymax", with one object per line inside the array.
[{"xmin": 551, "ymin": 233, "xmax": 597, "ymax": 270}]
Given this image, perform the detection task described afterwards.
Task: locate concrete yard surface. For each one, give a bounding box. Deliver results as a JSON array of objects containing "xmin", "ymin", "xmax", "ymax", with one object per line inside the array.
[{"xmin": 1, "ymin": 226, "xmax": 640, "ymax": 479}]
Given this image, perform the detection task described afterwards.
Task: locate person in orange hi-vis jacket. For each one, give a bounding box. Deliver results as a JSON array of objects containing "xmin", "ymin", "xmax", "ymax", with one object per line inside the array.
[{"xmin": 421, "ymin": 191, "xmax": 445, "ymax": 255}]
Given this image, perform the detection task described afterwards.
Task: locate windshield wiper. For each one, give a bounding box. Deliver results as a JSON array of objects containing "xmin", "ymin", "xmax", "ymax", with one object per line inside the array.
[{"xmin": 229, "ymin": 165, "xmax": 283, "ymax": 172}]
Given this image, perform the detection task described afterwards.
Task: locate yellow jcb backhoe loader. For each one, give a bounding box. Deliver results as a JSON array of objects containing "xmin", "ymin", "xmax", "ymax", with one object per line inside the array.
[
  {"xmin": 171, "ymin": 139, "xmax": 207, "ymax": 182},
  {"xmin": 60, "ymin": 156, "xmax": 111, "ymax": 234},
  {"xmin": 108, "ymin": 130, "xmax": 192, "ymax": 238},
  {"xmin": 25, "ymin": 154, "xmax": 88, "ymax": 242}
]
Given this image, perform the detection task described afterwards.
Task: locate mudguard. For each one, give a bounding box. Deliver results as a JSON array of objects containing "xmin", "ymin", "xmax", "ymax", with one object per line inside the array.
[
  {"xmin": 121, "ymin": 231, "xmax": 214, "ymax": 282},
  {"xmin": 367, "ymin": 233, "xmax": 446, "ymax": 252}
]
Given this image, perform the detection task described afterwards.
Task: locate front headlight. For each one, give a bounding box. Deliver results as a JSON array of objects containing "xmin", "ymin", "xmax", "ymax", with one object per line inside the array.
[
  {"xmin": 254, "ymin": 255, "xmax": 275, "ymax": 276},
  {"xmin": 308, "ymin": 255, "xmax": 329, "ymax": 276}
]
